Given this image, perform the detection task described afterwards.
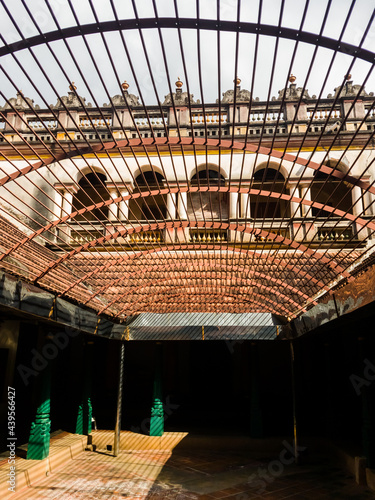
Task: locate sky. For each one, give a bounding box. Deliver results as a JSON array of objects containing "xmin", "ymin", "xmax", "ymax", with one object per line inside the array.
[{"xmin": 0, "ymin": 0, "xmax": 375, "ymax": 108}]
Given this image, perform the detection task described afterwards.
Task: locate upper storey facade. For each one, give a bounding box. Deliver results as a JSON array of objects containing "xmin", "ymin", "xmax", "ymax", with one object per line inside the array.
[{"xmin": 1, "ymin": 76, "xmax": 374, "ymax": 150}]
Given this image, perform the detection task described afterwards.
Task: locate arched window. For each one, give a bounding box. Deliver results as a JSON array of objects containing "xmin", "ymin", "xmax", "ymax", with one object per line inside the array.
[
  {"xmin": 73, "ymin": 171, "xmax": 109, "ymax": 221},
  {"xmin": 129, "ymin": 170, "xmax": 167, "ymax": 220},
  {"xmin": 311, "ymin": 163, "xmax": 352, "ymax": 217},
  {"xmin": 188, "ymin": 168, "xmax": 228, "ymax": 219},
  {"xmin": 251, "ymin": 167, "xmax": 290, "ymax": 218}
]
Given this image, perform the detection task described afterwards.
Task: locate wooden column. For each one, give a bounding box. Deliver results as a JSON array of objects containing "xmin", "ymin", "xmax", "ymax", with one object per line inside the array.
[{"xmin": 114, "ymin": 341, "xmax": 125, "ymax": 457}]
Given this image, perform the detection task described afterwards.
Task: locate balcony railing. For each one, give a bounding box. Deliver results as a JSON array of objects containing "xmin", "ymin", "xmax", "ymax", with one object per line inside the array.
[
  {"xmin": 189, "ymin": 229, "xmax": 228, "ymax": 243},
  {"xmin": 128, "ymin": 230, "xmax": 164, "ymax": 244},
  {"xmin": 60, "ymin": 218, "xmax": 363, "ymax": 247}
]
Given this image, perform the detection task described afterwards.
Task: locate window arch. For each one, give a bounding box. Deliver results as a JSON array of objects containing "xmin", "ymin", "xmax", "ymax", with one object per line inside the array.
[
  {"xmin": 251, "ymin": 167, "xmax": 290, "ymax": 218},
  {"xmin": 311, "ymin": 162, "xmax": 352, "ymax": 217},
  {"xmin": 72, "ymin": 171, "xmax": 109, "ymax": 221},
  {"xmin": 129, "ymin": 170, "xmax": 167, "ymax": 220},
  {"xmin": 188, "ymin": 168, "xmax": 228, "ymax": 219}
]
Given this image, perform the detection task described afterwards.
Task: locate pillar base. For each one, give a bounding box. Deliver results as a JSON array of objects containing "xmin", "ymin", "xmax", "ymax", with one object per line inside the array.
[
  {"xmin": 150, "ymin": 399, "xmax": 164, "ymax": 436},
  {"xmin": 27, "ymin": 416, "xmax": 51, "ymax": 460}
]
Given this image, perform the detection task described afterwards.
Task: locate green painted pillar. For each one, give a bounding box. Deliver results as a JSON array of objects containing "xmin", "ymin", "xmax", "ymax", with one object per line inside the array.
[
  {"xmin": 150, "ymin": 342, "xmax": 164, "ymax": 437},
  {"xmin": 76, "ymin": 340, "xmax": 93, "ymax": 435},
  {"xmin": 27, "ymin": 359, "xmax": 51, "ymax": 460},
  {"xmin": 250, "ymin": 342, "xmax": 263, "ymax": 438}
]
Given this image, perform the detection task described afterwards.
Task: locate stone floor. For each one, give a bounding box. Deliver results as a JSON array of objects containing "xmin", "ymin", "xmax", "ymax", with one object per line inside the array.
[{"xmin": 10, "ymin": 447, "xmax": 375, "ymax": 499}]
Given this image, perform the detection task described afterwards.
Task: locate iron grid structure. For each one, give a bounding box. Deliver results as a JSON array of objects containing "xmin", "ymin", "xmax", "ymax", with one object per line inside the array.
[{"xmin": 0, "ymin": 0, "xmax": 375, "ymax": 327}]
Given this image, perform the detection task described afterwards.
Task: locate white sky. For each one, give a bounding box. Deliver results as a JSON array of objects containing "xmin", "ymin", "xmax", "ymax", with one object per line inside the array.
[{"xmin": 0, "ymin": 0, "xmax": 375, "ymax": 108}]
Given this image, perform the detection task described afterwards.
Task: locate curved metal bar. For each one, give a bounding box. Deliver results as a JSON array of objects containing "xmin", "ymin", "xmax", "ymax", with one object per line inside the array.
[
  {"xmin": 0, "ymin": 18, "xmax": 373, "ymax": 63},
  {"xmin": 62, "ymin": 245, "xmax": 327, "ymax": 300},
  {"xmin": 1, "ymin": 138, "xmax": 372, "ymax": 196},
  {"xmin": 1, "ymin": 181, "xmax": 372, "ymax": 265},
  {"xmin": 33, "ymin": 220, "xmax": 350, "ymax": 284},
  {"xmin": 114, "ymin": 288, "xmax": 292, "ymax": 317},
  {"xmin": 84, "ymin": 261, "xmax": 314, "ymax": 309},
  {"xmin": 97, "ymin": 271, "xmax": 308, "ymax": 316}
]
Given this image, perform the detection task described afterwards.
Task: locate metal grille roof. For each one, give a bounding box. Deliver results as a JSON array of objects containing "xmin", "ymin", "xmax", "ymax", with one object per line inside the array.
[{"xmin": 0, "ymin": 0, "xmax": 375, "ymax": 327}]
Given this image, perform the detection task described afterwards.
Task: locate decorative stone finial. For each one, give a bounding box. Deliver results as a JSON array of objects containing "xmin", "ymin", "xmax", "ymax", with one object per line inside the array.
[
  {"xmin": 234, "ymin": 77, "xmax": 241, "ymax": 86},
  {"xmin": 121, "ymin": 80, "xmax": 129, "ymax": 91},
  {"xmin": 345, "ymin": 73, "xmax": 352, "ymax": 81},
  {"xmin": 175, "ymin": 77, "xmax": 183, "ymax": 89},
  {"xmin": 289, "ymin": 74, "xmax": 296, "ymax": 84},
  {"xmin": 69, "ymin": 82, "xmax": 77, "ymax": 92}
]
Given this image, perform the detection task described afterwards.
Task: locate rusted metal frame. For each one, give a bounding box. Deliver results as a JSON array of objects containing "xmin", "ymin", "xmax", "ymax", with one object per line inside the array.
[
  {"xmin": 151, "ymin": 0, "xmax": 183, "ymax": 145},
  {"xmin": 98, "ymin": 276, "xmax": 302, "ymax": 317},
  {"xmin": 0, "ymin": 121, "xmax": 85, "ymax": 255},
  {"xmin": 34, "ymin": 4, "xmax": 160, "ymax": 261},
  {"xmin": 82, "ymin": 258, "xmax": 315, "ymax": 308},
  {"xmin": 228, "ymin": 0, "xmax": 242, "ymax": 153},
  {"xmin": 52, "ymin": 1, "xmax": 143, "ymax": 230},
  {"xmin": 68, "ymin": 0, "xmax": 143, "ymax": 149},
  {"xmin": 1, "ymin": 135, "xmax": 374, "ymax": 286},
  {"xmin": 171, "ymin": 1, "xmax": 205, "ymax": 254},
  {"xmin": 270, "ymin": 5, "xmax": 375, "ymax": 287},
  {"xmin": 68, "ymin": 244, "xmax": 328, "ymax": 294},
  {"xmin": 237, "ymin": 0, "xmax": 264, "ymax": 273},
  {"xmin": 115, "ymin": 287, "xmax": 292, "ymax": 315},
  {"xmin": 245, "ymin": 0, "xmax": 286, "ymax": 233},
  {"xmin": 150, "ymin": 0, "xmax": 191, "ymax": 244},
  {"xmin": 2, "ymin": 137, "xmax": 372, "ymax": 191},
  {"xmin": 112, "ymin": 289, "xmax": 294, "ymax": 315},
  {"xmin": 94, "ymin": 250, "xmax": 318, "ymax": 304},
  {"xmin": 105, "ymin": 148, "xmax": 181, "ymax": 277},
  {"xmin": 246, "ymin": 0, "xmax": 310, "ymax": 263},
  {"xmin": 128, "ymin": 4, "xmax": 184, "ymax": 243},
  {"xmin": 227, "ymin": 0, "xmax": 245, "ymax": 261},
  {"xmin": 14, "ymin": 0, "xmax": 114, "ymax": 163},
  {"xmin": 108, "ymin": 0, "xmax": 184, "ymax": 254},
  {"xmin": 173, "ymin": 0, "xmax": 196, "ymax": 141},
  {"xmin": 120, "ymin": 2, "xmax": 186, "ymax": 275},
  {"xmin": 289, "ymin": 27, "xmax": 371, "ymax": 247},
  {"xmin": 129, "ymin": 0, "xmax": 171, "ymax": 140},
  {"xmin": 0, "ymin": 70, "xmax": 103, "ymax": 252},
  {"xmin": 0, "ymin": 24, "xmax": 140, "ymax": 263},
  {"xmin": 113, "ymin": 288, "xmax": 292, "ymax": 318},
  {"xmin": 250, "ymin": 0, "xmax": 335, "ymax": 283},
  {"xmin": 292, "ymin": 85, "xmax": 375, "ymax": 288},
  {"xmin": 249, "ymin": 0, "xmax": 339, "ymax": 285},
  {"xmin": 0, "ymin": 109, "xmax": 72, "ymax": 232},
  {"xmin": 2, "ymin": 16, "xmax": 375, "ymax": 65},
  {"xmin": 0, "ymin": 134, "xmax": 374, "ymax": 286},
  {"xmin": 238, "ymin": 0, "xmax": 288, "ymax": 277},
  {"xmin": 204, "ymin": 147, "xmax": 220, "ymax": 262},
  {"xmin": 216, "ymin": 0, "xmax": 223, "ymax": 142},
  {"xmin": 28, "ymin": 7, "xmax": 178, "ymax": 275},
  {"xmin": 197, "ymin": 31, "xmax": 221, "ymax": 300},
  {"xmin": 192, "ymin": 1, "xmax": 212, "ymax": 262},
  {"xmin": 306, "ymin": 76, "xmax": 375, "ymax": 243},
  {"xmin": 108, "ymin": 0, "xmax": 162, "ymax": 143},
  {"xmin": 196, "ymin": 0, "xmax": 209, "ymax": 147},
  {"xmin": 127, "ymin": 298, "xmax": 276, "ymax": 315},
  {"xmin": 0, "ymin": 46, "xmax": 121, "ymax": 236},
  {"xmin": 94, "ymin": 265, "xmax": 312, "ymax": 316},
  {"xmin": 0, "ymin": 101, "xmax": 94, "ymax": 251},
  {"xmin": 216, "ymin": 0, "xmax": 224, "ymax": 278},
  {"xmin": 32, "ymin": 219, "xmax": 350, "ymax": 285}
]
